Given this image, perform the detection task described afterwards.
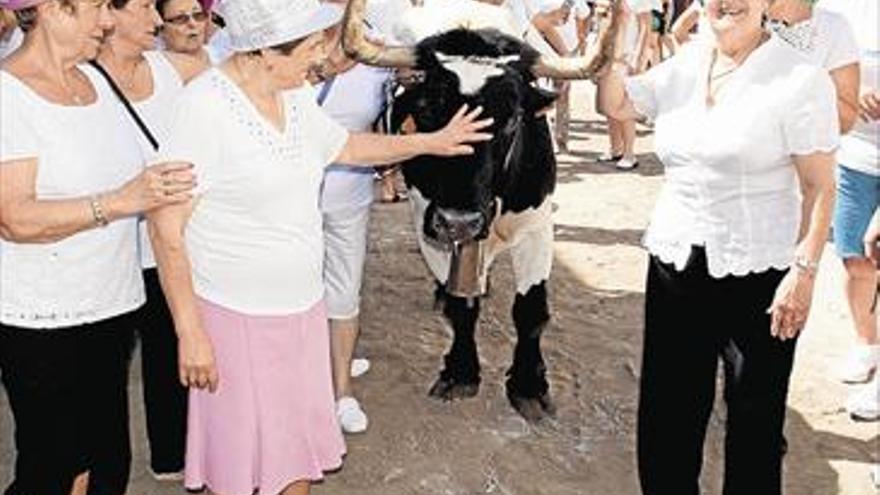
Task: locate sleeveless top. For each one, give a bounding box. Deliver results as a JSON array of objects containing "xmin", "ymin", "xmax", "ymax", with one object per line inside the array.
[{"xmin": 135, "ymin": 51, "xmax": 186, "ymax": 269}]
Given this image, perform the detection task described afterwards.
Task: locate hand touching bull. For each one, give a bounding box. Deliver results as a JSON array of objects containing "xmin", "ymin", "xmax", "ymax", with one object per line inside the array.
[{"xmin": 335, "ymin": 105, "xmax": 493, "ymax": 164}]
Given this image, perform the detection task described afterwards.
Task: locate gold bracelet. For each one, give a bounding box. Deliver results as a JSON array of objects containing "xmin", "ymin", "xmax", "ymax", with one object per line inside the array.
[
  {"xmin": 89, "ymin": 195, "xmax": 109, "ymax": 228},
  {"xmin": 793, "ymin": 255, "xmax": 818, "ymax": 277}
]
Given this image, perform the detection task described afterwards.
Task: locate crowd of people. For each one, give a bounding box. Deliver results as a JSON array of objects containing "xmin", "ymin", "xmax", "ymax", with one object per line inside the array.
[{"xmin": 0, "ymin": 0, "xmax": 876, "ymax": 494}]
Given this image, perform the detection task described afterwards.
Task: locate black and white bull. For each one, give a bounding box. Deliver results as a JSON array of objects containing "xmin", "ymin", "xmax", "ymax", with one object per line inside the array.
[{"xmin": 342, "ymin": 0, "xmax": 622, "ymax": 422}]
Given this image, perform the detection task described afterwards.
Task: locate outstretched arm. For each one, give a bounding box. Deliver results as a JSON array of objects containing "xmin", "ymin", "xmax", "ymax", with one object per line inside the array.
[{"xmin": 334, "ymin": 104, "xmax": 493, "ymax": 165}]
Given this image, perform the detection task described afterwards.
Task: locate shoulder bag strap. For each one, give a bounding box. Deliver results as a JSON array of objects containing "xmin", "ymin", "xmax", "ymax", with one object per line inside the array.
[
  {"xmin": 88, "ymin": 60, "xmax": 160, "ymax": 152},
  {"xmin": 316, "ymin": 75, "xmax": 337, "ymax": 106}
]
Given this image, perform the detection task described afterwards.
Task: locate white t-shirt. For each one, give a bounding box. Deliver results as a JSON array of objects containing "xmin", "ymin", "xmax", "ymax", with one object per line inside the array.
[
  {"xmin": 134, "ymin": 51, "xmax": 186, "ymax": 268},
  {"xmin": 0, "ymin": 27, "xmax": 22, "ymax": 61},
  {"xmin": 0, "ymin": 66, "xmax": 146, "ymax": 328},
  {"xmin": 318, "ymin": 0, "xmax": 405, "ymax": 214},
  {"xmin": 161, "ymin": 69, "xmax": 350, "ymax": 315},
  {"xmin": 821, "ymin": 0, "xmax": 879, "ymax": 176},
  {"xmin": 624, "ymin": 37, "xmax": 839, "ymax": 277},
  {"xmin": 318, "ymin": 64, "xmax": 390, "ymax": 214},
  {"xmin": 768, "ymin": 8, "xmax": 860, "ymax": 72}
]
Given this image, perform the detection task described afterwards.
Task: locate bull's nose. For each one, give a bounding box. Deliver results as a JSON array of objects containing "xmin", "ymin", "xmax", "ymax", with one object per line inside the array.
[{"xmin": 432, "ymin": 208, "xmax": 485, "ymax": 243}]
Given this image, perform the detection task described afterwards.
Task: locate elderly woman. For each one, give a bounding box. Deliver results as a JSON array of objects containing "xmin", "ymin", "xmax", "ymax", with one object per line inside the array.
[
  {"xmin": 156, "ymin": 0, "xmax": 226, "ymax": 64},
  {"xmin": 597, "ymin": 0, "xmax": 838, "ymax": 492},
  {"xmin": 0, "ymin": 0, "xmax": 195, "ymax": 493},
  {"xmin": 95, "ymin": 0, "xmax": 208, "ymax": 480},
  {"xmin": 767, "ymin": 0, "xmax": 877, "ymax": 388},
  {"xmin": 767, "ymin": 0, "xmax": 860, "ymax": 134},
  {"xmin": 148, "ymin": 0, "xmax": 491, "ymax": 493},
  {"xmin": 821, "ymin": 0, "xmax": 880, "ymax": 421}
]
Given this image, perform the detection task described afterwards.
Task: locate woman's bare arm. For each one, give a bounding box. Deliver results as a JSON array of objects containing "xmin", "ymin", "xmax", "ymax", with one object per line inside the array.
[{"xmin": 0, "ymin": 158, "xmax": 194, "ymax": 243}]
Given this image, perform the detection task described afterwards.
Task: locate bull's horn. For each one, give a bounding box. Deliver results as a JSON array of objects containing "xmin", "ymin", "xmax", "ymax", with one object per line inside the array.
[
  {"xmin": 341, "ymin": 0, "xmax": 418, "ymax": 68},
  {"xmin": 531, "ymin": 0, "xmax": 625, "ymax": 80}
]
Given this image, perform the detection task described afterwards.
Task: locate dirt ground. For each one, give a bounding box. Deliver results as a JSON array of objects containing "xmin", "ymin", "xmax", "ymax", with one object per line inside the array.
[{"xmin": 1, "ymin": 81, "xmax": 877, "ymax": 495}]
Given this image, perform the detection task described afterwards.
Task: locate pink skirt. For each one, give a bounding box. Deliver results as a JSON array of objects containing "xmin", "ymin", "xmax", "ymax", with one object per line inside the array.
[{"xmin": 185, "ymin": 298, "xmax": 346, "ymax": 495}]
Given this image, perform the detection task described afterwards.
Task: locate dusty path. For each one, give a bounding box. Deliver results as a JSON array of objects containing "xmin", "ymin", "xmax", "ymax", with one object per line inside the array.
[{"xmin": 1, "ymin": 81, "xmax": 877, "ymax": 495}]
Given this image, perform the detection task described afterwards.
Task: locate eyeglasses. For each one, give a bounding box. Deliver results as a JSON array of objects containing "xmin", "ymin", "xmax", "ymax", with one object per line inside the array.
[{"xmin": 163, "ymin": 11, "xmax": 209, "ymax": 26}]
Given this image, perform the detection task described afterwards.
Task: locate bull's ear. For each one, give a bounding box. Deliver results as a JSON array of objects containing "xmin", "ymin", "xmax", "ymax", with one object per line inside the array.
[{"xmin": 525, "ymin": 85, "xmax": 558, "ymax": 115}]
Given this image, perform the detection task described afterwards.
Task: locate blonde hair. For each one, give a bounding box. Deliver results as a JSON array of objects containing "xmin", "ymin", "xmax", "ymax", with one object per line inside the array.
[{"xmin": 0, "ymin": 8, "xmax": 17, "ymax": 30}]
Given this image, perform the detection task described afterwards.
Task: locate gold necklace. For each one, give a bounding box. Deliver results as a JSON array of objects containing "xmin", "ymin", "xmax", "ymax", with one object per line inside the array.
[
  {"xmin": 705, "ymin": 32, "xmax": 769, "ymax": 107},
  {"xmin": 61, "ymin": 69, "xmax": 87, "ymax": 105},
  {"xmin": 117, "ymin": 58, "xmax": 144, "ymax": 90}
]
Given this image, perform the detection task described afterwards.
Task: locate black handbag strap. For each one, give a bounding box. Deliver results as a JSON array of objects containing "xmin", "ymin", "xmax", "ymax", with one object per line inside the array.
[{"xmin": 88, "ymin": 60, "xmax": 160, "ymax": 151}]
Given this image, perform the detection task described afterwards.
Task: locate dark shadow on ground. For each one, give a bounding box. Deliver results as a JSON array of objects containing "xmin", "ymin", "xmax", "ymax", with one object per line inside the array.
[
  {"xmin": 554, "ymin": 223, "xmax": 644, "ymax": 248},
  {"xmin": 568, "ymin": 118, "xmax": 655, "ymax": 139},
  {"xmin": 555, "ymin": 152, "xmax": 665, "ymax": 182}
]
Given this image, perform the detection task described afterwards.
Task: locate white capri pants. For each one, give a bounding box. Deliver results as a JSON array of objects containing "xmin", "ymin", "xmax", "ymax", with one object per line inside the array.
[{"xmin": 323, "ymin": 204, "xmax": 372, "ymax": 320}]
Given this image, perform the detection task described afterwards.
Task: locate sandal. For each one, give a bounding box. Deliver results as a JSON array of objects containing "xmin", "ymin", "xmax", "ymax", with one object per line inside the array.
[{"xmin": 597, "ymin": 152, "xmax": 624, "ymax": 163}]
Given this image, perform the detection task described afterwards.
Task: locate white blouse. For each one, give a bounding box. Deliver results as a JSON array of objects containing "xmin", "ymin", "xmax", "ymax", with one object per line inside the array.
[
  {"xmin": 161, "ymin": 69, "xmax": 349, "ymax": 315},
  {"xmin": 317, "ymin": 5, "xmax": 400, "ymax": 214},
  {"xmin": 624, "ymin": 37, "xmax": 839, "ymax": 278},
  {"xmin": 318, "ymin": 63, "xmax": 390, "ymax": 214},
  {"xmin": 0, "ymin": 66, "xmax": 146, "ymax": 328}
]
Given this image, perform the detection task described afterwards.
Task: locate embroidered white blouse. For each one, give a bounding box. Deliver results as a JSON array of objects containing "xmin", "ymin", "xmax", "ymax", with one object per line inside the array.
[
  {"xmin": 624, "ymin": 36, "xmax": 839, "ymax": 278},
  {"xmin": 161, "ymin": 69, "xmax": 349, "ymax": 315}
]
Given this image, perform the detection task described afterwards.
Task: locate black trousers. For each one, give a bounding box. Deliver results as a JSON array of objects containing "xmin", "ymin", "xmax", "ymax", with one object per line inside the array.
[
  {"xmin": 135, "ymin": 268, "xmax": 187, "ymax": 474},
  {"xmin": 637, "ymin": 247, "xmax": 796, "ymax": 495},
  {"xmin": 0, "ymin": 313, "xmax": 135, "ymax": 495}
]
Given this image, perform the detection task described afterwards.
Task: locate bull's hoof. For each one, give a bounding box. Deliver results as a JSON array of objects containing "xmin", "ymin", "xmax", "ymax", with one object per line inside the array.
[
  {"xmin": 508, "ymin": 392, "xmax": 556, "ymax": 423},
  {"xmin": 428, "ymin": 377, "xmax": 480, "ymax": 402}
]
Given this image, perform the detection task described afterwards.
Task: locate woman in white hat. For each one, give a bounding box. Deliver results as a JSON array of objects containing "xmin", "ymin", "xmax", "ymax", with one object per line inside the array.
[
  {"xmin": 148, "ymin": 0, "xmax": 492, "ymax": 493},
  {"xmin": 0, "ymin": 0, "xmax": 196, "ymax": 493}
]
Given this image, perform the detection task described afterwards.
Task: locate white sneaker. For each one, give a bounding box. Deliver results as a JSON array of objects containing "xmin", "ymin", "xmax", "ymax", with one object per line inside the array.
[
  {"xmin": 846, "ymin": 378, "xmax": 880, "ymax": 421},
  {"xmin": 336, "ymin": 396, "xmax": 368, "ymax": 434},
  {"xmin": 838, "ymin": 344, "xmax": 880, "ymax": 384},
  {"xmin": 350, "ymin": 357, "xmax": 371, "ymax": 378},
  {"xmin": 615, "ymin": 156, "xmax": 639, "ymax": 170},
  {"xmin": 149, "ymin": 469, "xmax": 184, "ymax": 482}
]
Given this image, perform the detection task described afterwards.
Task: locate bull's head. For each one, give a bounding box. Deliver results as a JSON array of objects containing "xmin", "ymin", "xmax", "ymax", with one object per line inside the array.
[{"xmin": 343, "ymin": 0, "xmax": 623, "ymax": 246}]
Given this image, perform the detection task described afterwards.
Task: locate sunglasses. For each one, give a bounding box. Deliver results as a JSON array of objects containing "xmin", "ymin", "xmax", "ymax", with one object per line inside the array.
[{"xmin": 163, "ymin": 11, "xmax": 209, "ymax": 26}]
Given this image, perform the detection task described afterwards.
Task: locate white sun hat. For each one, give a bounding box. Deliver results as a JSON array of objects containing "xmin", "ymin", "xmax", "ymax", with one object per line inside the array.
[{"xmin": 216, "ymin": 0, "xmax": 344, "ymax": 52}]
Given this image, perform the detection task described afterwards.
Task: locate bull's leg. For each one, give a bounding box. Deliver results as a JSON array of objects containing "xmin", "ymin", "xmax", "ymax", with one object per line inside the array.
[
  {"xmin": 506, "ymin": 281, "xmax": 555, "ymax": 422},
  {"xmin": 428, "ymin": 290, "xmax": 481, "ymax": 401},
  {"xmin": 506, "ymin": 218, "xmax": 555, "ymax": 422}
]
